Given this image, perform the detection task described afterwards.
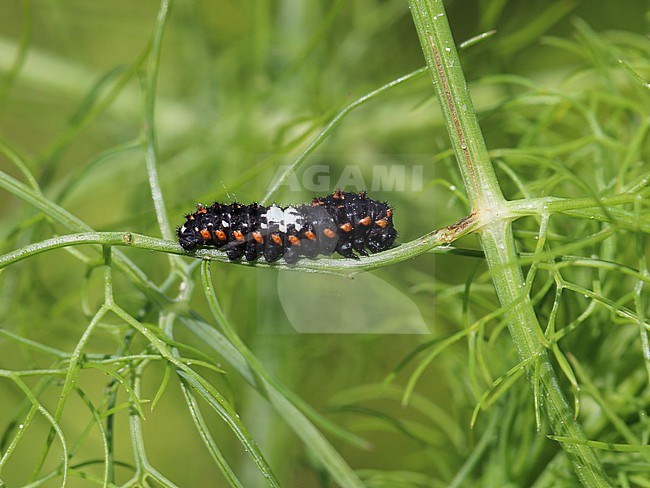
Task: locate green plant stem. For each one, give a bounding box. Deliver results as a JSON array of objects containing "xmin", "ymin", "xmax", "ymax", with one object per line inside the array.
[
  {"xmin": 408, "ymin": 1, "xmax": 501, "ymax": 210},
  {"xmin": 0, "ymin": 212, "xmax": 479, "ymax": 276},
  {"xmin": 262, "ymin": 66, "xmax": 428, "ymax": 205},
  {"xmin": 0, "ymin": 370, "xmax": 69, "ymax": 487},
  {"xmin": 408, "ymin": 1, "xmax": 611, "ymax": 485},
  {"xmin": 111, "ymin": 305, "xmax": 280, "ymax": 487},
  {"xmin": 143, "ymin": 0, "xmax": 174, "ymax": 242},
  {"xmin": 0, "ymin": 168, "xmax": 169, "ymax": 306},
  {"xmin": 200, "ymin": 262, "xmax": 366, "ymax": 488}
]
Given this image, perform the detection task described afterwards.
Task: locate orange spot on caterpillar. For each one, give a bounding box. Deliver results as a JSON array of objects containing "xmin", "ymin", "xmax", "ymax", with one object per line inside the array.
[{"xmin": 339, "ymin": 223, "xmax": 353, "ymax": 232}]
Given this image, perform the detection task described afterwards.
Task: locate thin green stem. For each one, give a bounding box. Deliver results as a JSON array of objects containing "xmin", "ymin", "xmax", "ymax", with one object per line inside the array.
[
  {"xmin": 121, "ymin": 361, "xmax": 179, "ymax": 488},
  {"xmin": 31, "ymin": 306, "xmax": 108, "ymax": 481},
  {"xmin": 0, "ymin": 212, "xmax": 479, "ymax": 276},
  {"xmin": 262, "ymin": 67, "xmax": 428, "ymax": 205},
  {"xmin": 143, "ymin": 0, "xmax": 174, "ymax": 241},
  {"xmin": 0, "ymin": 168, "xmax": 170, "ymax": 305},
  {"xmin": 71, "ymin": 388, "xmax": 111, "ymax": 488},
  {"xmin": 0, "ymin": 404, "xmax": 39, "ymax": 473},
  {"xmin": 111, "ymin": 304, "xmax": 280, "ymax": 487},
  {"xmin": 0, "ymin": 370, "xmax": 69, "ymax": 487},
  {"xmin": 200, "ymin": 262, "xmax": 366, "ymax": 488},
  {"xmin": 162, "ymin": 313, "xmax": 244, "ymax": 488},
  {"xmin": 38, "ymin": 43, "xmax": 150, "ymax": 169},
  {"xmin": 0, "ymin": 133, "xmax": 40, "ymax": 191}
]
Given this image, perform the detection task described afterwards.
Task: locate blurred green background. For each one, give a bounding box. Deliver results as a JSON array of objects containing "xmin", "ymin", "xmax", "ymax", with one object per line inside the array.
[{"xmin": 1, "ymin": 1, "xmax": 648, "ymax": 487}]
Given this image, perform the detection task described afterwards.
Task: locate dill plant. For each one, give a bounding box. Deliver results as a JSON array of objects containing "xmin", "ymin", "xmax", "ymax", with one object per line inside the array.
[{"xmin": 0, "ymin": 1, "xmax": 648, "ymax": 487}]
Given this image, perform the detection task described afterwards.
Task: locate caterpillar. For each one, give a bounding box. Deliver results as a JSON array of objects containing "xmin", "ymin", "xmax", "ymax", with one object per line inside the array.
[{"xmin": 177, "ymin": 190, "xmax": 397, "ymax": 263}]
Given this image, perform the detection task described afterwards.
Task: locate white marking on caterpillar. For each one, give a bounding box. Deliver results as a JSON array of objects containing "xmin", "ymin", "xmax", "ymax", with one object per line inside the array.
[
  {"xmin": 284, "ymin": 206, "xmax": 303, "ymax": 231},
  {"xmin": 265, "ymin": 205, "xmax": 285, "ymax": 231}
]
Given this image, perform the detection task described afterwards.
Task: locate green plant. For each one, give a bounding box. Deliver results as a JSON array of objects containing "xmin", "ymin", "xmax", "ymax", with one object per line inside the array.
[{"xmin": 1, "ymin": 1, "xmax": 649, "ymax": 487}]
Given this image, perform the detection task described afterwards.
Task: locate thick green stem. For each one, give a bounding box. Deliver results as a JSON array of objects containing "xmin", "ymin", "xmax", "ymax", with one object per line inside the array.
[
  {"xmin": 408, "ymin": 1, "xmax": 611, "ymax": 485},
  {"xmin": 408, "ymin": 1, "xmax": 502, "ymax": 210}
]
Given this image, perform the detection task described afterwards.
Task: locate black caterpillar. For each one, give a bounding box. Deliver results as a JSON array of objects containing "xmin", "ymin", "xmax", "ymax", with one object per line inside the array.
[{"xmin": 177, "ymin": 190, "xmax": 396, "ymax": 263}]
